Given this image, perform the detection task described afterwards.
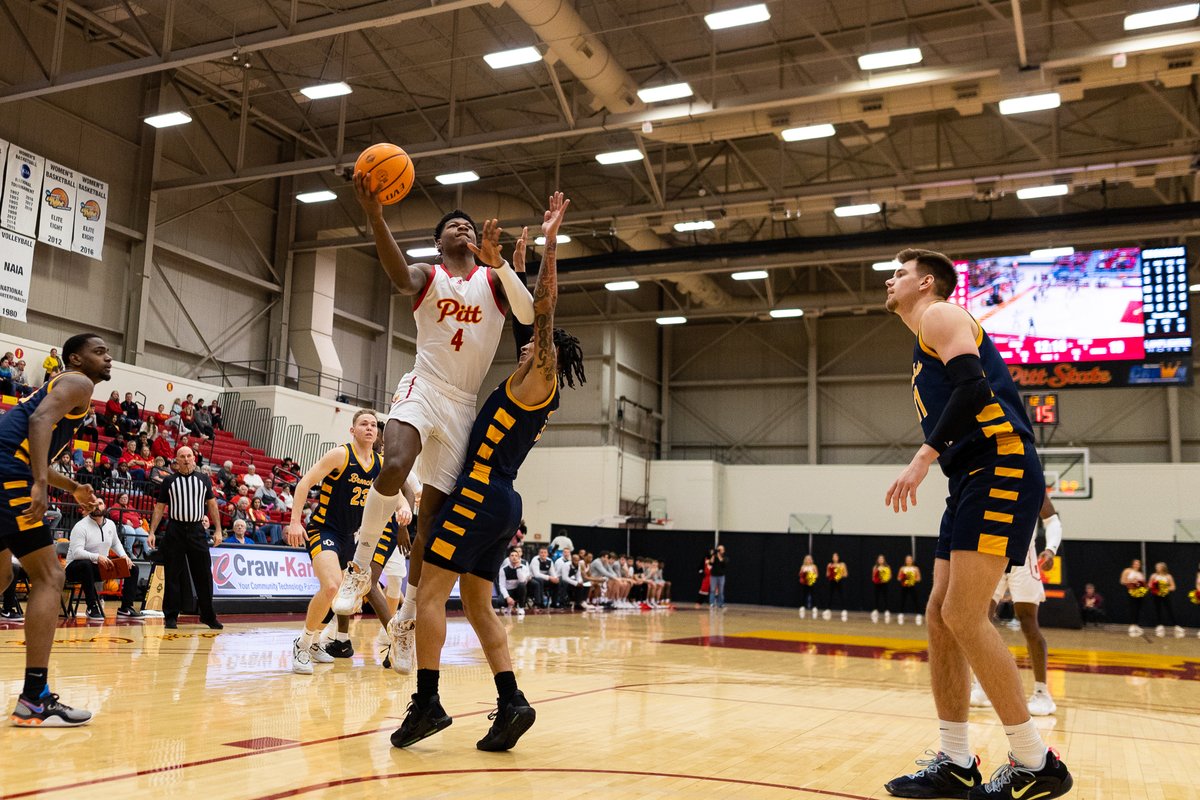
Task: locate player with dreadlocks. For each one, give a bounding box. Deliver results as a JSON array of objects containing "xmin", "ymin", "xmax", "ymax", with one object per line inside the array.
[{"xmin": 392, "ymin": 191, "xmax": 582, "ymax": 752}]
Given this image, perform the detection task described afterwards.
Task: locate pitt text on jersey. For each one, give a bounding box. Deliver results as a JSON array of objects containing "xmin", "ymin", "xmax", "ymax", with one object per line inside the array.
[{"xmin": 437, "ymin": 298, "xmax": 484, "ymax": 325}]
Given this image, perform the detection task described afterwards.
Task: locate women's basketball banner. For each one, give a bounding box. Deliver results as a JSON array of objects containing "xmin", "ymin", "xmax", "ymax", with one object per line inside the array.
[
  {"xmin": 72, "ymin": 173, "xmax": 107, "ymax": 260},
  {"xmin": 0, "ymin": 227, "xmax": 35, "ymax": 322},
  {"xmin": 37, "ymin": 161, "xmax": 76, "ymax": 252},
  {"xmin": 2, "ymin": 145, "xmax": 45, "ymax": 237}
]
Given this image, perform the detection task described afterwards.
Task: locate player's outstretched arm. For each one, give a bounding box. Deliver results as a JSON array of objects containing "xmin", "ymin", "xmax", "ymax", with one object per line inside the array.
[
  {"xmin": 509, "ymin": 192, "xmax": 569, "ymax": 407},
  {"xmin": 354, "ymin": 170, "xmax": 431, "ymax": 295},
  {"xmin": 468, "ymin": 218, "xmax": 535, "ymax": 325},
  {"xmin": 284, "ymin": 447, "xmax": 346, "ymax": 546}
]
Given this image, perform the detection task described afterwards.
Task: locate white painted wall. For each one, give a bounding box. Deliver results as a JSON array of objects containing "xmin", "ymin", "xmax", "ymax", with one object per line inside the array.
[{"xmin": 230, "ymin": 385, "xmax": 369, "ymax": 445}]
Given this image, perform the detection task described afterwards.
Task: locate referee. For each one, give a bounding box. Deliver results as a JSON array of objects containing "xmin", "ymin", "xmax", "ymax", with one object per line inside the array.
[{"xmin": 148, "ymin": 446, "xmax": 224, "ymax": 630}]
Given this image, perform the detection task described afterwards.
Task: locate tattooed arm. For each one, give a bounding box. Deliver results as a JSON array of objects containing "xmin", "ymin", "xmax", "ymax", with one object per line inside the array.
[{"xmin": 509, "ymin": 192, "xmax": 569, "ymax": 407}]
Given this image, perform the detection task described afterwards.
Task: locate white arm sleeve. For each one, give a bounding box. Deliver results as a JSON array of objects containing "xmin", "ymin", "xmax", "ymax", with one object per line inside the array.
[
  {"xmin": 491, "ymin": 261, "xmax": 535, "ymax": 325},
  {"xmin": 1042, "ymin": 513, "xmax": 1063, "ymax": 554}
]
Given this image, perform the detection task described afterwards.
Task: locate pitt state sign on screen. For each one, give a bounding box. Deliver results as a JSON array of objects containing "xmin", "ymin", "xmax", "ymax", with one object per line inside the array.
[
  {"xmin": 1009, "ymin": 360, "xmax": 1189, "ymax": 388},
  {"xmin": 209, "ymin": 548, "xmax": 319, "ymax": 598}
]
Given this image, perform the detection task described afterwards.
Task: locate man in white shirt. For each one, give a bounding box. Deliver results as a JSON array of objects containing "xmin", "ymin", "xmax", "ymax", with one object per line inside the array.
[
  {"xmin": 65, "ymin": 500, "xmax": 142, "ymax": 620},
  {"xmin": 527, "ymin": 546, "xmax": 558, "ymax": 609},
  {"xmin": 497, "ymin": 549, "xmax": 531, "ymax": 617},
  {"xmin": 553, "ymin": 548, "xmax": 589, "ymax": 610},
  {"xmin": 275, "ymin": 485, "xmax": 293, "ymax": 513},
  {"xmin": 241, "ymin": 464, "xmax": 265, "ymax": 494}
]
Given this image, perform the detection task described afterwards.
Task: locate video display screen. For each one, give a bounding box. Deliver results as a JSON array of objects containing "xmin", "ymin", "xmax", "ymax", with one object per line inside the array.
[{"xmin": 951, "ymin": 245, "xmax": 1191, "ymax": 387}]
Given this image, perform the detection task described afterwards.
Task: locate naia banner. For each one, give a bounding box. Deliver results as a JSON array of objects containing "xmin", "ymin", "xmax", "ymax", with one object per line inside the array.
[
  {"xmin": 209, "ymin": 545, "xmax": 320, "ymax": 597},
  {"xmin": 0, "ymin": 227, "xmax": 35, "ymax": 322}
]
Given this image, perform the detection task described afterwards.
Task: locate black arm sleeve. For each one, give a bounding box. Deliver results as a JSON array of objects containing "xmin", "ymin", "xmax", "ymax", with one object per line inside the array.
[
  {"xmin": 512, "ymin": 265, "xmax": 535, "ymax": 357},
  {"xmin": 924, "ymin": 354, "xmax": 992, "ymax": 454}
]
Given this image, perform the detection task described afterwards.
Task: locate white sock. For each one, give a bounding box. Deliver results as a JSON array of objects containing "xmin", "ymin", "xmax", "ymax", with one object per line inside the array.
[
  {"xmin": 1033, "ymin": 681, "xmax": 1048, "ymax": 695},
  {"xmin": 335, "ymin": 632, "xmax": 350, "ymax": 642},
  {"xmin": 1004, "ymin": 719, "xmax": 1047, "ymax": 770},
  {"xmin": 352, "ymin": 486, "xmax": 400, "ymax": 569},
  {"xmin": 299, "ymin": 628, "xmax": 319, "ymax": 648},
  {"xmin": 398, "ymin": 585, "xmax": 418, "ymax": 622},
  {"xmin": 938, "ymin": 720, "xmax": 973, "ymax": 768}
]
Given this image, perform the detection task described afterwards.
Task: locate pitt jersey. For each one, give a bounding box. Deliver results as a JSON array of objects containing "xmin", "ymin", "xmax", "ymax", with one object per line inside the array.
[
  {"xmin": 308, "ymin": 444, "xmax": 380, "ymax": 535},
  {"xmin": 911, "ymin": 307, "xmax": 1034, "ymax": 475},
  {"xmin": 412, "ymin": 264, "xmax": 506, "ymax": 397},
  {"xmin": 0, "ymin": 371, "xmax": 87, "ymax": 476}
]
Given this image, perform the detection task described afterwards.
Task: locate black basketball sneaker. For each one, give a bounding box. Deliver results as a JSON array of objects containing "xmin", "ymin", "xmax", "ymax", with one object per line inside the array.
[
  {"xmin": 969, "ymin": 750, "xmax": 1072, "ymax": 799},
  {"xmin": 325, "ymin": 638, "xmax": 353, "ymax": 658},
  {"xmin": 391, "ymin": 694, "xmax": 452, "ymax": 748},
  {"xmin": 476, "ymin": 690, "xmax": 536, "ymax": 752},
  {"xmin": 885, "ymin": 751, "xmax": 982, "ymax": 798}
]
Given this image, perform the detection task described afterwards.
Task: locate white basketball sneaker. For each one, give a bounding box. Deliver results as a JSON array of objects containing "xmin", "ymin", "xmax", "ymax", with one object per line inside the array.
[
  {"xmin": 1156, "ymin": 625, "xmax": 1166, "ymax": 638},
  {"xmin": 331, "ymin": 562, "xmax": 371, "ymax": 615},
  {"xmin": 969, "ymin": 682, "xmax": 992, "ymax": 708},
  {"xmin": 798, "ymin": 607, "xmax": 807, "ymax": 619},
  {"xmin": 1174, "ymin": 625, "xmax": 1186, "ymax": 638},
  {"xmin": 309, "ymin": 641, "xmax": 334, "ymax": 664},
  {"xmin": 388, "ymin": 614, "xmax": 415, "ymax": 675},
  {"xmin": 292, "ymin": 637, "xmax": 313, "ymax": 675},
  {"xmin": 1027, "ymin": 690, "xmax": 1057, "ymax": 716},
  {"xmin": 871, "ymin": 610, "xmax": 880, "ymax": 623},
  {"xmin": 822, "ymin": 609, "xmax": 831, "ymax": 620},
  {"xmin": 897, "ymin": 613, "xmax": 905, "ymax": 625},
  {"xmin": 840, "ymin": 610, "xmax": 848, "ymax": 622}
]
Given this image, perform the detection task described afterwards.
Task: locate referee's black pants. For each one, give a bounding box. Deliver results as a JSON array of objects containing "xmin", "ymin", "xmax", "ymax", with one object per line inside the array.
[{"xmin": 161, "ymin": 523, "xmax": 216, "ymax": 622}]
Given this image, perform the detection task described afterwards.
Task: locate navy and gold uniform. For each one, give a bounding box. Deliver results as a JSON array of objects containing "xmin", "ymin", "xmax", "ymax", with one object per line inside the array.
[
  {"xmin": 425, "ymin": 374, "xmax": 558, "ymax": 580},
  {"xmin": 306, "ymin": 444, "xmax": 398, "ymax": 567},
  {"xmin": 912, "ymin": 307, "xmax": 1044, "ymax": 565},
  {"xmin": 0, "ymin": 372, "xmax": 88, "ymax": 556}
]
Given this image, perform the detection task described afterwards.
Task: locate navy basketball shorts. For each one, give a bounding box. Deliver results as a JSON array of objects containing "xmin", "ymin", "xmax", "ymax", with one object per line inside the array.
[
  {"xmin": 936, "ymin": 447, "xmax": 1044, "ymax": 567},
  {"xmin": 0, "ymin": 473, "xmax": 51, "ymax": 558},
  {"xmin": 305, "ymin": 526, "xmax": 355, "ymax": 569},
  {"xmin": 424, "ymin": 476, "xmax": 522, "ymax": 582}
]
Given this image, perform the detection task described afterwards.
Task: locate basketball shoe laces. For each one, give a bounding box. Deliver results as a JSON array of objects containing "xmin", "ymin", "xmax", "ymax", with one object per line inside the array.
[
  {"xmin": 910, "ymin": 750, "xmax": 958, "ymax": 778},
  {"xmin": 981, "ymin": 755, "xmax": 1035, "ymax": 793}
]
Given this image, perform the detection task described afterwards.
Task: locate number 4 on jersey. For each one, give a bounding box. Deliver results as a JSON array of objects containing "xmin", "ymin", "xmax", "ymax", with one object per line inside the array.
[{"xmin": 450, "ymin": 329, "xmax": 464, "ymax": 352}]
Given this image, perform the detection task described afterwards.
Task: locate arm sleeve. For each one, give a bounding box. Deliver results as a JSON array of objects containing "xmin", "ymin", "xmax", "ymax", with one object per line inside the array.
[
  {"xmin": 498, "ymin": 572, "xmax": 511, "ymax": 599},
  {"xmin": 923, "ymin": 354, "xmax": 992, "ymax": 453},
  {"xmin": 491, "ymin": 261, "xmax": 535, "ymax": 325},
  {"xmin": 1042, "ymin": 513, "xmax": 1063, "ymax": 554}
]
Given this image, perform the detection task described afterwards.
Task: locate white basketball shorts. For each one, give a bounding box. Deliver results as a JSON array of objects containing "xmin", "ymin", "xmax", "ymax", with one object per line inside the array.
[
  {"xmin": 388, "ymin": 370, "xmax": 477, "ymax": 494},
  {"xmin": 992, "ymin": 560, "xmax": 1045, "ymax": 605}
]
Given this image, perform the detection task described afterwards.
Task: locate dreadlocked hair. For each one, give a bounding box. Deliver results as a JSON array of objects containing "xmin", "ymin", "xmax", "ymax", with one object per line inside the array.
[{"xmin": 553, "ymin": 328, "xmax": 586, "ymax": 389}]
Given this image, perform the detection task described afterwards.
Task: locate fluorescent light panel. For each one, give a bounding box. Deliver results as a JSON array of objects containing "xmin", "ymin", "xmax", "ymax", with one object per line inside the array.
[
  {"xmin": 145, "ymin": 111, "xmax": 192, "ymax": 128},
  {"xmin": 731, "ymin": 270, "xmax": 768, "ymax": 281},
  {"xmin": 605, "ymin": 280, "xmax": 640, "ymax": 292},
  {"xmin": 296, "ymin": 190, "xmax": 336, "ymax": 203},
  {"xmin": 1191, "ymin": 283, "xmax": 1200, "ymax": 292},
  {"xmin": 1016, "ymin": 184, "xmax": 1069, "ymax": 200},
  {"xmin": 1124, "ymin": 3, "xmax": 1199, "ymax": 30},
  {"xmin": 483, "ymin": 46, "xmax": 542, "ymax": 69},
  {"xmin": 872, "ymin": 261, "xmax": 899, "ymax": 271},
  {"xmin": 781, "ymin": 123, "xmax": 836, "ymax": 142},
  {"xmin": 656, "ymin": 316, "xmax": 688, "ymax": 325},
  {"xmin": 637, "ymin": 82, "xmax": 693, "ymax": 103},
  {"xmin": 436, "ymin": 170, "xmax": 480, "ymax": 185},
  {"xmin": 1029, "ymin": 247, "xmax": 1075, "ymax": 259},
  {"xmin": 406, "ymin": 246, "xmax": 440, "ymax": 258},
  {"xmin": 535, "ymin": 234, "xmax": 571, "ymax": 245},
  {"xmin": 674, "ymin": 220, "xmax": 715, "ymax": 232},
  {"xmin": 596, "ymin": 149, "xmax": 644, "ymax": 165},
  {"xmin": 834, "ymin": 203, "xmax": 881, "ymax": 217},
  {"xmin": 857, "ymin": 47, "xmax": 923, "ymax": 70},
  {"xmin": 704, "ymin": 3, "xmax": 771, "ymax": 30},
  {"xmin": 769, "ymin": 308, "xmax": 804, "ymax": 318},
  {"xmin": 998, "ymin": 92, "xmax": 1061, "ymax": 115},
  {"xmin": 300, "ymin": 81, "xmax": 351, "ymax": 99}
]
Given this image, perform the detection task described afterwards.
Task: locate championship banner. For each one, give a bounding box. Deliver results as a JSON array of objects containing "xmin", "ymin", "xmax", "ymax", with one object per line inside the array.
[
  {"xmin": 209, "ymin": 546, "xmax": 319, "ymax": 597},
  {"xmin": 72, "ymin": 173, "xmax": 107, "ymax": 260},
  {"xmin": 2, "ymin": 145, "xmax": 45, "ymax": 237},
  {"xmin": 0, "ymin": 228, "xmax": 35, "ymax": 322},
  {"xmin": 38, "ymin": 161, "xmax": 76, "ymax": 251}
]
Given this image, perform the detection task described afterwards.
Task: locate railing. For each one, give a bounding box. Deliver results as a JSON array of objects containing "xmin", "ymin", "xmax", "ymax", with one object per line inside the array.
[
  {"xmin": 198, "ymin": 359, "xmax": 390, "ymax": 410},
  {"xmin": 215, "ymin": 389, "xmax": 337, "ymax": 472}
]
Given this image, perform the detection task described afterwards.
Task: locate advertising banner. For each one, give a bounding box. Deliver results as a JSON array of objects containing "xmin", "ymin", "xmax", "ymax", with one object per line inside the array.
[{"xmin": 210, "ymin": 546, "xmax": 320, "ymax": 597}]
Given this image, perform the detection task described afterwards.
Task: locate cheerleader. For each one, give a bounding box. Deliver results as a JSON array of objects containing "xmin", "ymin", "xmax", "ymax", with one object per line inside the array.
[
  {"xmin": 825, "ymin": 552, "xmax": 848, "ymax": 621},
  {"xmin": 897, "ymin": 554, "xmax": 923, "ymax": 625},
  {"xmin": 1149, "ymin": 562, "xmax": 1184, "ymax": 638},
  {"xmin": 696, "ymin": 552, "xmax": 712, "ymax": 608},
  {"xmin": 798, "ymin": 555, "xmax": 819, "ymax": 619},
  {"xmin": 1120, "ymin": 558, "xmax": 1147, "ymax": 637},
  {"xmin": 870, "ymin": 555, "xmax": 892, "ymax": 623}
]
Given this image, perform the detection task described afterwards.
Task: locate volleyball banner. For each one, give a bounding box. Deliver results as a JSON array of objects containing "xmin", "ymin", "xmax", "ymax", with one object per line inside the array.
[
  {"xmin": 72, "ymin": 173, "xmax": 107, "ymax": 260},
  {"xmin": 0, "ymin": 227, "xmax": 35, "ymax": 322},
  {"xmin": 2, "ymin": 144, "xmax": 44, "ymax": 237},
  {"xmin": 37, "ymin": 161, "xmax": 76, "ymax": 252},
  {"xmin": 209, "ymin": 546, "xmax": 320, "ymax": 597}
]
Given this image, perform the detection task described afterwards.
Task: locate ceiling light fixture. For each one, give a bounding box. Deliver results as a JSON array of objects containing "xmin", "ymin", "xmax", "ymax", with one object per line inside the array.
[
  {"xmin": 731, "ymin": 270, "xmax": 769, "ymax": 281},
  {"xmin": 483, "ymin": 46, "xmax": 542, "ymax": 69},
  {"xmin": 436, "ymin": 170, "xmax": 480, "ymax": 185},
  {"xmin": 998, "ymin": 92, "xmax": 1061, "ymax": 115},
  {"xmin": 656, "ymin": 316, "xmax": 688, "ymax": 325},
  {"xmin": 637, "ymin": 82, "xmax": 693, "ymax": 103},
  {"xmin": 674, "ymin": 220, "xmax": 715, "ymax": 232},
  {"xmin": 406, "ymin": 246, "xmax": 440, "ymax": 258},
  {"xmin": 872, "ymin": 261, "xmax": 900, "ymax": 271},
  {"xmin": 769, "ymin": 308, "xmax": 804, "ymax": 318},
  {"xmin": 605, "ymin": 280, "xmax": 640, "ymax": 292},
  {"xmin": 834, "ymin": 203, "xmax": 881, "ymax": 217},
  {"xmin": 1016, "ymin": 184, "xmax": 1069, "ymax": 200},
  {"xmin": 296, "ymin": 190, "xmax": 337, "ymax": 203},
  {"xmin": 781, "ymin": 123, "xmax": 836, "ymax": 141},
  {"xmin": 704, "ymin": 3, "xmax": 771, "ymax": 30},
  {"xmin": 1124, "ymin": 3, "xmax": 1200, "ymax": 30},
  {"xmin": 857, "ymin": 47, "xmax": 923, "ymax": 70},
  {"xmin": 535, "ymin": 234, "xmax": 571, "ymax": 245},
  {"xmin": 145, "ymin": 111, "xmax": 192, "ymax": 128},
  {"xmin": 595, "ymin": 149, "xmax": 644, "ymax": 165},
  {"xmin": 299, "ymin": 81, "xmax": 352, "ymax": 100}
]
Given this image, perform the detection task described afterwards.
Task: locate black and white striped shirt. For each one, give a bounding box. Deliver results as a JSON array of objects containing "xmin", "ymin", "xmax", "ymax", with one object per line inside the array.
[{"xmin": 157, "ymin": 470, "xmax": 213, "ymax": 523}]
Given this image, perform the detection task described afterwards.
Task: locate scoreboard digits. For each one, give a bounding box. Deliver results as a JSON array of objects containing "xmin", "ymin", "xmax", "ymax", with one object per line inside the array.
[{"xmin": 1023, "ymin": 392, "xmax": 1058, "ymax": 426}]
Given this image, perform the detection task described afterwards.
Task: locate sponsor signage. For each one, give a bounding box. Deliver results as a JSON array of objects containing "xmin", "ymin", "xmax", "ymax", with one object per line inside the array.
[
  {"xmin": 210, "ymin": 546, "xmax": 320, "ymax": 597},
  {"xmin": 1009, "ymin": 360, "xmax": 1189, "ymax": 388}
]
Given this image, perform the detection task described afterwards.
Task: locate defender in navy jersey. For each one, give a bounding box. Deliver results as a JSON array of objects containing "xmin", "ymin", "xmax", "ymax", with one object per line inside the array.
[
  {"xmin": 283, "ymin": 410, "xmax": 414, "ymax": 675},
  {"xmin": 2, "ymin": 334, "xmax": 110, "ymax": 728},
  {"xmin": 882, "ymin": 250, "xmax": 1072, "ymax": 800},
  {"xmin": 393, "ymin": 191, "xmax": 583, "ymax": 753}
]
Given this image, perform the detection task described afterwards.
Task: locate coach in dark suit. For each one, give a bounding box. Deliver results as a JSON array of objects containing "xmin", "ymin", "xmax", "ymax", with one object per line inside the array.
[{"xmin": 148, "ymin": 446, "xmax": 224, "ymax": 630}]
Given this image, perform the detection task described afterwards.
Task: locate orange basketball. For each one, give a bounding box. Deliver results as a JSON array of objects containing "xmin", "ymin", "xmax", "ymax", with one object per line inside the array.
[{"xmin": 355, "ymin": 143, "xmax": 414, "ymax": 205}]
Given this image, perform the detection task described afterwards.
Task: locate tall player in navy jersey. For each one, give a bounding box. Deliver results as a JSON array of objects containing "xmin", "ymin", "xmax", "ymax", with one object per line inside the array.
[
  {"xmin": 882, "ymin": 250, "xmax": 1072, "ymax": 800},
  {"xmin": 2, "ymin": 333, "xmax": 108, "ymax": 726},
  {"xmin": 392, "ymin": 192, "xmax": 583, "ymax": 752}
]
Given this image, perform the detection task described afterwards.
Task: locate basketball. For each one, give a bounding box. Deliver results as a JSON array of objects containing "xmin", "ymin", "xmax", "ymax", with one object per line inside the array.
[{"xmin": 355, "ymin": 143, "xmax": 414, "ymax": 205}]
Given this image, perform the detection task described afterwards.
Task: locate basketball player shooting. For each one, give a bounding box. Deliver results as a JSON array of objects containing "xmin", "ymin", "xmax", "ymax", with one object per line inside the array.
[
  {"xmin": 392, "ymin": 191, "xmax": 584, "ymax": 752},
  {"xmin": 339, "ymin": 171, "xmax": 535, "ymax": 675},
  {"xmin": 881, "ymin": 249, "xmax": 1073, "ymax": 800}
]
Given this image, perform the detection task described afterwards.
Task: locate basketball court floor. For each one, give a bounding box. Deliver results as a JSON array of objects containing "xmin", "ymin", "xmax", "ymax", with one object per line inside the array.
[{"xmin": 2, "ymin": 607, "xmax": 1197, "ymax": 798}]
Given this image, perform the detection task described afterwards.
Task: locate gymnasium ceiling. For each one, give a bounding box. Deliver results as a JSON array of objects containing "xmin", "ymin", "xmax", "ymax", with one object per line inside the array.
[{"xmin": 11, "ymin": 0, "xmax": 1200, "ymax": 317}]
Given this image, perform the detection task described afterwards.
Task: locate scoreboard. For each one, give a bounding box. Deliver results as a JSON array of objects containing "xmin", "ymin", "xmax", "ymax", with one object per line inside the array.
[{"xmin": 1023, "ymin": 393, "xmax": 1058, "ymax": 426}]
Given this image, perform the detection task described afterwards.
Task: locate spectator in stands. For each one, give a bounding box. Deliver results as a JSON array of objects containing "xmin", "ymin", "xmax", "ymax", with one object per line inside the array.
[
  {"xmin": 258, "ymin": 481, "xmax": 279, "ymax": 508},
  {"xmin": 274, "ymin": 483, "xmax": 293, "ymax": 513},
  {"xmin": 151, "ymin": 426, "xmax": 175, "ymax": 461},
  {"xmin": 170, "ymin": 397, "xmax": 182, "ymax": 415},
  {"xmin": 1080, "ymin": 583, "xmax": 1106, "ymax": 626},
  {"xmin": 241, "ymin": 464, "xmax": 264, "ymax": 495},
  {"xmin": 66, "ymin": 500, "xmax": 142, "ymax": 620},
  {"xmin": 180, "ymin": 399, "xmax": 196, "ymax": 436},
  {"xmin": 0, "ymin": 355, "xmax": 14, "ymax": 396},
  {"xmin": 555, "ymin": 549, "xmax": 590, "ymax": 610},
  {"xmin": 177, "ymin": 436, "xmax": 204, "ymax": 468},
  {"xmin": 111, "ymin": 461, "xmax": 139, "ymax": 494},
  {"xmin": 272, "ymin": 458, "xmax": 300, "ymax": 487},
  {"xmin": 111, "ymin": 492, "xmax": 148, "ymax": 557},
  {"xmin": 498, "ymin": 549, "xmax": 532, "ymax": 616},
  {"xmin": 101, "ymin": 433, "xmax": 125, "ymax": 467},
  {"xmin": 208, "ymin": 399, "xmax": 223, "ymax": 431},
  {"xmin": 101, "ymin": 391, "xmax": 123, "ymax": 435},
  {"xmin": 129, "ymin": 445, "xmax": 153, "ymax": 481},
  {"xmin": 216, "ymin": 460, "xmax": 238, "ymax": 495},
  {"xmin": 224, "ymin": 519, "xmax": 252, "ymax": 546},
  {"xmin": 75, "ymin": 457, "xmax": 96, "ymax": 486},
  {"xmin": 51, "ymin": 453, "xmax": 74, "ymax": 481},
  {"xmin": 41, "ymin": 347, "xmax": 62, "ymax": 383},
  {"xmin": 709, "ymin": 544, "xmax": 728, "ymax": 609},
  {"xmin": 10, "ymin": 359, "xmax": 30, "ymax": 396},
  {"xmin": 249, "ymin": 497, "xmax": 281, "ymax": 544},
  {"xmin": 528, "ymin": 547, "xmax": 558, "ymax": 609},
  {"xmin": 148, "ymin": 456, "xmax": 171, "ymax": 487},
  {"xmin": 230, "ymin": 496, "xmax": 255, "ymax": 536},
  {"xmin": 192, "ymin": 401, "xmax": 214, "ymax": 440},
  {"xmin": 119, "ymin": 392, "xmax": 141, "ymax": 435},
  {"xmin": 75, "ymin": 408, "xmax": 99, "ymax": 446},
  {"xmin": 165, "ymin": 404, "xmax": 190, "ymax": 437}
]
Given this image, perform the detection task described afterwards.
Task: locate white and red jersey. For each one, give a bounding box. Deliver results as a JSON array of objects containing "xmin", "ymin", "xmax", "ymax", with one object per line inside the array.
[{"xmin": 410, "ymin": 264, "xmax": 506, "ymax": 397}]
